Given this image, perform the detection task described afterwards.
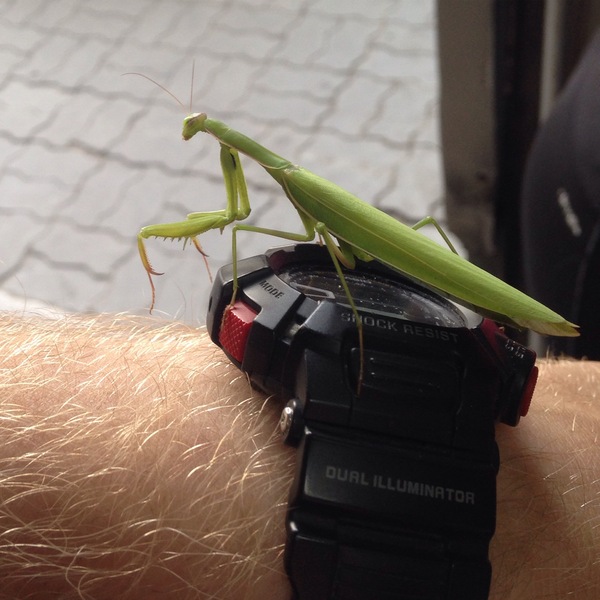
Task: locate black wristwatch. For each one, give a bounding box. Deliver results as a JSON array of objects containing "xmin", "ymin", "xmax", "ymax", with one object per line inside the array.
[{"xmin": 206, "ymin": 243, "xmax": 537, "ymax": 600}]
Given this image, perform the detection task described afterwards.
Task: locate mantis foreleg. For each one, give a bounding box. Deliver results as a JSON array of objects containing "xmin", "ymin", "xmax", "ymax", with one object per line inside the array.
[{"xmin": 138, "ymin": 144, "xmax": 250, "ymax": 309}]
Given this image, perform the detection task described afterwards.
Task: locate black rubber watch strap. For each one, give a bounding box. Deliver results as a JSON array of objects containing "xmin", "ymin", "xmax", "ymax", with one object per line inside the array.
[{"xmin": 285, "ymin": 426, "xmax": 496, "ymax": 600}]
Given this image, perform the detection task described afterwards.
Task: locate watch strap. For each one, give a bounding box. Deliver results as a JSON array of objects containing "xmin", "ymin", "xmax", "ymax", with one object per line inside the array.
[{"xmin": 285, "ymin": 426, "xmax": 496, "ymax": 600}]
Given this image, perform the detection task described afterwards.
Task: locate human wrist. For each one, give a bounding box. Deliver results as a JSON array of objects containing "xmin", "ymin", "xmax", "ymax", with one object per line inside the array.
[
  {"xmin": 0, "ymin": 314, "xmax": 292, "ymax": 599},
  {"xmin": 491, "ymin": 359, "xmax": 600, "ymax": 599},
  {"xmin": 2, "ymin": 315, "xmax": 598, "ymax": 599}
]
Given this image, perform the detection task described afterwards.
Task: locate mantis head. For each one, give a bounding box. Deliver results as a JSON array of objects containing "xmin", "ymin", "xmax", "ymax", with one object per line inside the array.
[{"xmin": 182, "ymin": 112, "xmax": 208, "ymax": 140}]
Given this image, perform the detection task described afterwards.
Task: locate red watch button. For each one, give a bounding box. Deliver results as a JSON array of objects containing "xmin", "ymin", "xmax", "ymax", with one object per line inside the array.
[{"xmin": 219, "ymin": 300, "xmax": 258, "ymax": 363}]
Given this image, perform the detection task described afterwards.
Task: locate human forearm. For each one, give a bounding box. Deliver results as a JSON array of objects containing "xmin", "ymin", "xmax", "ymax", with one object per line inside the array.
[
  {"xmin": 492, "ymin": 359, "xmax": 600, "ymax": 599},
  {"xmin": 1, "ymin": 314, "xmax": 598, "ymax": 599},
  {"xmin": 0, "ymin": 314, "xmax": 293, "ymax": 599}
]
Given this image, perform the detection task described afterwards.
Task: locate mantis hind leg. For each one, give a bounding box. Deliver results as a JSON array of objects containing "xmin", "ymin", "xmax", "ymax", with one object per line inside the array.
[
  {"xmin": 230, "ymin": 219, "xmax": 365, "ymax": 393},
  {"xmin": 412, "ymin": 216, "xmax": 459, "ymax": 255}
]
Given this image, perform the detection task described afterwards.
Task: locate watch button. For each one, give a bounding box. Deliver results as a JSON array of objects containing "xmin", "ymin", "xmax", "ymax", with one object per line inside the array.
[
  {"xmin": 219, "ymin": 300, "xmax": 258, "ymax": 363},
  {"xmin": 279, "ymin": 400, "xmax": 304, "ymax": 446}
]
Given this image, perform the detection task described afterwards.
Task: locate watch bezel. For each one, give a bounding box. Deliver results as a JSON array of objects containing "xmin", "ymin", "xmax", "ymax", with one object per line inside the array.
[{"xmin": 265, "ymin": 243, "xmax": 483, "ymax": 330}]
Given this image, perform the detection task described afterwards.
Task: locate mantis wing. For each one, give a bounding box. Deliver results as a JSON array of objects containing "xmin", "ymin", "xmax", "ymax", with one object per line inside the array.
[{"xmin": 282, "ymin": 167, "xmax": 578, "ymax": 337}]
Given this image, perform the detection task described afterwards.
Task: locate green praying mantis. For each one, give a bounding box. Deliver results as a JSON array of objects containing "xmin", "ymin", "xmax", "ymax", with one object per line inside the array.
[
  {"xmin": 135, "ymin": 84, "xmax": 578, "ymax": 391},
  {"xmin": 137, "ymin": 110, "xmax": 577, "ymax": 331}
]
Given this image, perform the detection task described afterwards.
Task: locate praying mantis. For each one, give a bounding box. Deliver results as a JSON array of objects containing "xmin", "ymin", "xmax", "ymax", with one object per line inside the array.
[{"xmin": 137, "ymin": 110, "xmax": 578, "ymax": 345}]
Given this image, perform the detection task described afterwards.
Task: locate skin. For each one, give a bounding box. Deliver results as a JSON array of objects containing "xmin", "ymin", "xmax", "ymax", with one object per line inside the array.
[{"xmin": 0, "ymin": 314, "xmax": 597, "ymax": 599}]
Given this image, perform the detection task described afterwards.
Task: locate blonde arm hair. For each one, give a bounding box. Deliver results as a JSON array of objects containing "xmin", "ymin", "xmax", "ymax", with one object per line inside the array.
[
  {"xmin": 0, "ymin": 314, "xmax": 598, "ymax": 599},
  {"xmin": 492, "ymin": 359, "xmax": 600, "ymax": 599},
  {"xmin": 0, "ymin": 314, "xmax": 293, "ymax": 599}
]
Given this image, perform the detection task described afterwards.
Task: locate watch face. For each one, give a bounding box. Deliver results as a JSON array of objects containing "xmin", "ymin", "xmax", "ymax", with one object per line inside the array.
[{"xmin": 278, "ymin": 263, "xmax": 468, "ymax": 328}]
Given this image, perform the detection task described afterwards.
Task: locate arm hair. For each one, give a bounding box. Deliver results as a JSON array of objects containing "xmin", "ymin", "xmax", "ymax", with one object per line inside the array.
[
  {"xmin": 0, "ymin": 314, "xmax": 599, "ymax": 599},
  {"xmin": 492, "ymin": 359, "xmax": 600, "ymax": 599},
  {"xmin": 0, "ymin": 313, "xmax": 293, "ymax": 600}
]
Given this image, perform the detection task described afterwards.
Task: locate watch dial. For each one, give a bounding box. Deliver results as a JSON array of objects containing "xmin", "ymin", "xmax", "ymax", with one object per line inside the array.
[{"xmin": 279, "ymin": 264, "xmax": 467, "ymax": 328}]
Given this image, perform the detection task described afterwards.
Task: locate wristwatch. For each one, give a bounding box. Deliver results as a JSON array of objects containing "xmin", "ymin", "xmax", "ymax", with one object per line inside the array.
[{"xmin": 206, "ymin": 243, "xmax": 537, "ymax": 600}]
